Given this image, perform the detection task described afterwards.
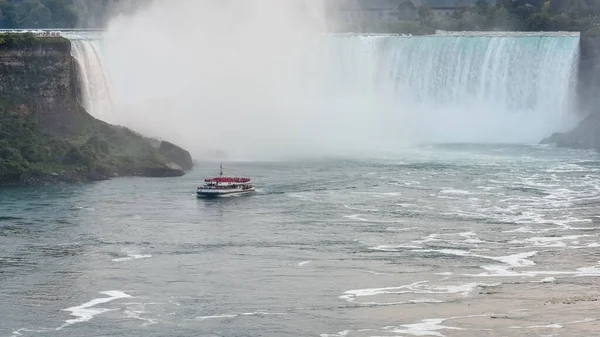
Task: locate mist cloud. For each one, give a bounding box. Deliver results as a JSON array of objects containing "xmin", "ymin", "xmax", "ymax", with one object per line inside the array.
[
  {"xmin": 101, "ymin": 0, "xmax": 351, "ymax": 160},
  {"xmin": 97, "ymin": 0, "xmax": 581, "ymax": 161}
]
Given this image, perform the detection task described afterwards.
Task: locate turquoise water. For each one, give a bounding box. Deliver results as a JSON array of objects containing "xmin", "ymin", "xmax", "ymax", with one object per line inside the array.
[{"xmin": 2, "ymin": 144, "xmax": 600, "ymax": 336}]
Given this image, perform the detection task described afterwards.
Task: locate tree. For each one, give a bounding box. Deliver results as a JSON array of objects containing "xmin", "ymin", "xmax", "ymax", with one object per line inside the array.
[
  {"xmin": 398, "ymin": 0, "xmax": 417, "ymax": 20},
  {"xmin": 418, "ymin": 5, "xmax": 434, "ymax": 24},
  {"xmin": 20, "ymin": 0, "xmax": 52, "ymax": 28},
  {"xmin": 473, "ymin": 0, "xmax": 490, "ymax": 16},
  {"xmin": 44, "ymin": 0, "xmax": 77, "ymax": 28}
]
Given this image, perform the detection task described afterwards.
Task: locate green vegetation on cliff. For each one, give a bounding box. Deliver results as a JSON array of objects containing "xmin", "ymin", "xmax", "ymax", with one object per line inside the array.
[
  {"xmin": 0, "ymin": 34, "xmax": 193, "ymax": 185},
  {"xmin": 0, "ymin": 31, "xmax": 63, "ymax": 45},
  {"xmin": 0, "ymin": 96, "xmax": 191, "ymax": 185},
  {"xmin": 0, "ymin": 0, "xmax": 143, "ymax": 29}
]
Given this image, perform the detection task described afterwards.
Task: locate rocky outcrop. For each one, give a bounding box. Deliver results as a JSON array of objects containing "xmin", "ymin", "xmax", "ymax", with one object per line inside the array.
[
  {"xmin": 142, "ymin": 163, "xmax": 186, "ymax": 177},
  {"xmin": 0, "ymin": 35, "xmax": 81, "ymax": 134},
  {"xmin": 541, "ymin": 113, "xmax": 600, "ymax": 149},
  {"xmin": 0, "ymin": 34, "xmax": 191, "ymax": 186},
  {"xmin": 542, "ymin": 31, "xmax": 600, "ymax": 150},
  {"xmin": 577, "ymin": 32, "xmax": 600, "ymax": 114},
  {"xmin": 159, "ymin": 141, "xmax": 193, "ymax": 171}
]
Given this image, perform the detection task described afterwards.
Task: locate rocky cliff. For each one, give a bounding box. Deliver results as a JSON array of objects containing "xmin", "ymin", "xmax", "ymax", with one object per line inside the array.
[
  {"xmin": 542, "ymin": 31, "xmax": 600, "ymax": 149},
  {"xmin": 577, "ymin": 32, "xmax": 600, "ymax": 114},
  {"xmin": 0, "ymin": 33, "xmax": 193, "ymax": 185}
]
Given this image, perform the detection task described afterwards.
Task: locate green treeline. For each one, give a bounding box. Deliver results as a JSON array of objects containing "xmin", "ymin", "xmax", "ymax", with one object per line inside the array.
[
  {"xmin": 0, "ymin": 0, "xmax": 141, "ymax": 28},
  {"xmin": 339, "ymin": 0, "xmax": 600, "ymax": 34},
  {"xmin": 1, "ymin": 0, "xmax": 600, "ymax": 33},
  {"xmin": 420, "ymin": 0, "xmax": 600, "ymax": 32}
]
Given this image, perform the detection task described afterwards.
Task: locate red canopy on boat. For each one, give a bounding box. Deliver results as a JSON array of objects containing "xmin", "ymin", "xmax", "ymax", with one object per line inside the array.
[{"xmin": 205, "ymin": 177, "xmax": 251, "ymax": 183}]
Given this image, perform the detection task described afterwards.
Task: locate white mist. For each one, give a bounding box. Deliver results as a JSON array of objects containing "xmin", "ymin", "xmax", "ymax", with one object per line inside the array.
[{"xmin": 91, "ymin": 1, "xmax": 581, "ymax": 160}]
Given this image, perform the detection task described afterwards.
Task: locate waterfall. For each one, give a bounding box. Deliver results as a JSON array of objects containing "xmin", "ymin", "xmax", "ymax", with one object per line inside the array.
[
  {"xmin": 309, "ymin": 32, "xmax": 581, "ymax": 144},
  {"xmin": 65, "ymin": 33, "xmax": 118, "ymax": 124},
  {"xmin": 61, "ymin": 30, "xmax": 581, "ymax": 153}
]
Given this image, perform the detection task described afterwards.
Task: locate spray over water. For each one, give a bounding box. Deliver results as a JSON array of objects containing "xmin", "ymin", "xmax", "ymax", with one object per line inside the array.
[{"xmin": 73, "ymin": 1, "xmax": 581, "ymax": 160}]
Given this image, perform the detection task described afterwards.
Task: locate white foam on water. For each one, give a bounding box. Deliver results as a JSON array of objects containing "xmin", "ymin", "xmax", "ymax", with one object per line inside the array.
[
  {"xmin": 381, "ymin": 315, "xmax": 488, "ymax": 337},
  {"xmin": 504, "ymin": 226, "xmax": 549, "ymax": 234},
  {"xmin": 495, "ymin": 251, "xmax": 537, "ymax": 267},
  {"xmin": 343, "ymin": 214, "xmax": 369, "ymax": 222},
  {"xmin": 340, "ymin": 281, "xmax": 428, "ymax": 302},
  {"xmin": 57, "ymin": 290, "xmax": 132, "ymax": 330},
  {"xmin": 123, "ymin": 303, "xmax": 158, "ymax": 326},
  {"xmin": 369, "ymin": 244, "xmax": 423, "ymax": 251},
  {"xmin": 386, "ymin": 318, "xmax": 463, "ymax": 336},
  {"xmin": 340, "ymin": 280, "xmax": 499, "ymax": 303},
  {"xmin": 322, "ymin": 314, "xmax": 506, "ymax": 337},
  {"xmin": 390, "ymin": 180, "xmax": 421, "ymax": 186},
  {"xmin": 343, "ymin": 204, "xmax": 379, "ymax": 212},
  {"xmin": 112, "ymin": 250, "xmax": 152, "ymax": 262},
  {"xmin": 437, "ymin": 195, "xmax": 458, "ymax": 200},
  {"xmin": 414, "ymin": 249, "xmax": 537, "ymax": 268},
  {"xmin": 196, "ymin": 314, "xmax": 237, "ymax": 320},
  {"xmin": 573, "ymin": 242, "xmax": 600, "ymax": 249},
  {"xmin": 575, "ymin": 262, "xmax": 600, "ymax": 276},
  {"xmin": 457, "ymin": 231, "xmax": 486, "ymax": 244},
  {"xmin": 344, "ymin": 214, "xmax": 404, "ymax": 224},
  {"xmin": 287, "ymin": 193, "xmax": 317, "ymax": 201},
  {"xmin": 528, "ymin": 323, "xmax": 563, "ymax": 328},
  {"xmin": 320, "ymin": 330, "xmax": 354, "ymax": 337},
  {"xmin": 196, "ymin": 312, "xmax": 285, "ymax": 321},
  {"xmin": 410, "ymin": 298, "xmax": 445, "ymax": 304},
  {"xmin": 464, "ymin": 238, "xmax": 486, "ymax": 244},
  {"xmin": 71, "ymin": 206, "xmax": 96, "ymax": 211},
  {"xmin": 386, "ymin": 227, "xmax": 415, "ymax": 232},
  {"xmin": 510, "ymin": 318, "xmax": 598, "ymax": 330},
  {"xmin": 379, "ymin": 192, "xmax": 402, "ymax": 196},
  {"xmin": 440, "ymin": 189, "xmax": 471, "ymax": 195},
  {"xmin": 435, "ymin": 272, "xmax": 454, "ymax": 276},
  {"xmin": 508, "ymin": 235, "xmax": 592, "ymax": 248},
  {"xmin": 11, "ymin": 328, "xmax": 52, "ymax": 336},
  {"xmin": 468, "ymin": 260, "xmax": 600, "ymax": 278},
  {"xmin": 298, "ymin": 261, "xmax": 312, "ymax": 266},
  {"xmin": 353, "ymin": 269, "xmax": 393, "ymax": 275},
  {"xmin": 412, "ymin": 234, "xmax": 441, "ymax": 245}
]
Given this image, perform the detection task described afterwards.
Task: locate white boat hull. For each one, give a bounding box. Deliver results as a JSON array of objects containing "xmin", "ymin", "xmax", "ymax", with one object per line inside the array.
[{"xmin": 196, "ymin": 187, "xmax": 256, "ymax": 198}]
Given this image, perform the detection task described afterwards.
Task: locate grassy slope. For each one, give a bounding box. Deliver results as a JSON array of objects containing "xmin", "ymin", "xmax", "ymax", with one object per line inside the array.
[
  {"xmin": 0, "ymin": 34, "xmax": 185, "ymax": 185},
  {"xmin": 0, "ymin": 103, "xmax": 182, "ymax": 185}
]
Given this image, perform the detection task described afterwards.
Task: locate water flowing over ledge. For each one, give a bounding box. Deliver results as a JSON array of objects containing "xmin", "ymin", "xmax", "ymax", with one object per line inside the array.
[
  {"xmin": 56, "ymin": 30, "xmax": 581, "ymax": 149},
  {"xmin": 434, "ymin": 30, "xmax": 581, "ymax": 37}
]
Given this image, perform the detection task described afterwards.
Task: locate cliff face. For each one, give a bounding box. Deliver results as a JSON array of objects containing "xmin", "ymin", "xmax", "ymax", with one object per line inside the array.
[
  {"xmin": 542, "ymin": 33, "xmax": 600, "ymax": 149},
  {"xmin": 0, "ymin": 34, "xmax": 193, "ymax": 185},
  {"xmin": 577, "ymin": 34, "xmax": 600, "ymax": 114},
  {"xmin": 0, "ymin": 38, "xmax": 81, "ymax": 133}
]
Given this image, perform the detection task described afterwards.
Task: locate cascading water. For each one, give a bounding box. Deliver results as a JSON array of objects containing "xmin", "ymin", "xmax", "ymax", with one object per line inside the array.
[
  {"xmin": 63, "ymin": 32, "xmax": 118, "ymax": 124},
  {"xmin": 310, "ymin": 32, "xmax": 581, "ymax": 145},
  {"xmin": 61, "ymin": 30, "xmax": 581, "ymax": 155}
]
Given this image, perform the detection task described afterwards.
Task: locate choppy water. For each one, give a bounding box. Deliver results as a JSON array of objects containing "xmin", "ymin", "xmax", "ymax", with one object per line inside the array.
[{"xmin": 2, "ymin": 144, "xmax": 600, "ymax": 336}]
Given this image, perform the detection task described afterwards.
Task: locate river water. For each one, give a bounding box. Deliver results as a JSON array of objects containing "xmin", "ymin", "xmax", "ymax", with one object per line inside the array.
[{"xmin": 2, "ymin": 144, "xmax": 600, "ymax": 336}]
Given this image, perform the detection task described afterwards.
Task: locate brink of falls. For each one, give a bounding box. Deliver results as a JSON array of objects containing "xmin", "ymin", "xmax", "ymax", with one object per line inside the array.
[
  {"xmin": 65, "ymin": 33, "xmax": 118, "ymax": 124},
  {"xmin": 63, "ymin": 31, "xmax": 581, "ymax": 153},
  {"xmin": 311, "ymin": 32, "xmax": 581, "ymax": 145}
]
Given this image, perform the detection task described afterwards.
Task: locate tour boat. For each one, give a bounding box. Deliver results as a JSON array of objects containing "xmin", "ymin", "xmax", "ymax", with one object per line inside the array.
[{"xmin": 196, "ymin": 164, "xmax": 255, "ymax": 198}]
